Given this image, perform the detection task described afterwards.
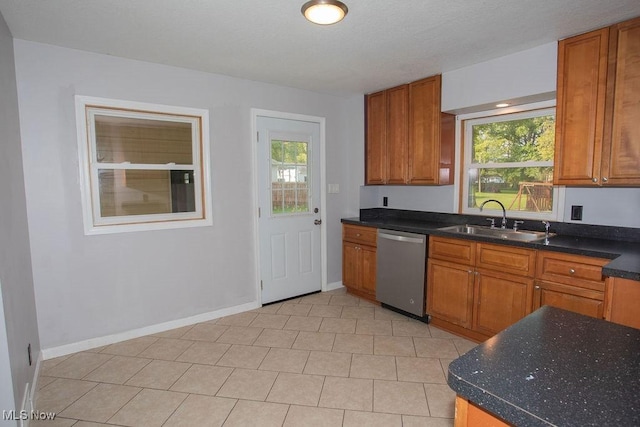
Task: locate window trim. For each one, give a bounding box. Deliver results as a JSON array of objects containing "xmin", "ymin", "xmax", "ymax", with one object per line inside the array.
[
  {"xmin": 75, "ymin": 95, "xmax": 212, "ymax": 235},
  {"xmin": 458, "ymin": 102, "xmax": 564, "ymax": 222}
]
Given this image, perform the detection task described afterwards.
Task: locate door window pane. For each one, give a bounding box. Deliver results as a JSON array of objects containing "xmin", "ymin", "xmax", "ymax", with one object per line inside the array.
[{"xmin": 271, "ymin": 140, "xmax": 309, "ymax": 214}]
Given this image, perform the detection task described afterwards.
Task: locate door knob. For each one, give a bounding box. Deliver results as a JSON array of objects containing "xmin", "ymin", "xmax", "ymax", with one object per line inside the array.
[{"xmin": 314, "ymin": 219, "xmax": 322, "ymax": 225}]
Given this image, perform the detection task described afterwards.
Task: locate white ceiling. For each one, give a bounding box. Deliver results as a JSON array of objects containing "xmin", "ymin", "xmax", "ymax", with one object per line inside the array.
[{"xmin": 1, "ymin": 0, "xmax": 639, "ymax": 96}]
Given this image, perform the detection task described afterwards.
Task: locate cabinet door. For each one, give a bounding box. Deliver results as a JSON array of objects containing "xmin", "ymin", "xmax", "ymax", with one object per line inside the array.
[
  {"xmin": 408, "ymin": 75, "xmax": 442, "ymax": 184},
  {"xmin": 602, "ymin": 17, "xmax": 640, "ymax": 185},
  {"xmin": 473, "ymin": 270, "xmax": 534, "ymax": 336},
  {"xmin": 360, "ymin": 245, "xmax": 377, "ymax": 295},
  {"xmin": 533, "ymin": 281, "xmax": 604, "ymax": 319},
  {"xmin": 342, "ymin": 241, "xmax": 360, "ymax": 289},
  {"xmin": 386, "ymin": 85, "xmax": 409, "ymax": 184},
  {"xmin": 555, "ymin": 28, "xmax": 609, "ymax": 185},
  {"xmin": 427, "ymin": 259, "xmax": 474, "ymax": 328},
  {"xmin": 605, "ymin": 277, "xmax": 640, "ymax": 329},
  {"xmin": 365, "ymin": 91, "xmax": 387, "ymax": 184}
]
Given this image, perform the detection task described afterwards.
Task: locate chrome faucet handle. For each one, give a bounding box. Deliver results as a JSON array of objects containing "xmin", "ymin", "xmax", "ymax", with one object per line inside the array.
[
  {"xmin": 486, "ymin": 218, "xmax": 496, "ymax": 229},
  {"xmin": 513, "ymin": 220, "xmax": 524, "ymax": 231}
]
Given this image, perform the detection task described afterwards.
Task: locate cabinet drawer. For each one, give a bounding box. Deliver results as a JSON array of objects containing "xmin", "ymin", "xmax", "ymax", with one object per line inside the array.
[
  {"xmin": 429, "ymin": 236, "xmax": 475, "ymax": 265},
  {"xmin": 536, "ymin": 251, "xmax": 608, "ymax": 291},
  {"xmin": 476, "ymin": 243, "xmax": 536, "ymax": 277},
  {"xmin": 343, "ymin": 224, "xmax": 377, "ymax": 247},
  {"xmin": 534, "ymin": 280, "xmax": 604, "ymax": 319}
]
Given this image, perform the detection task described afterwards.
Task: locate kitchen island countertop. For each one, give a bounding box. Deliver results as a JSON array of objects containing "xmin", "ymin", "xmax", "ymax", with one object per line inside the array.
[{"xmin": 447, "ymin": 306, "xmax": 640, "ymax": 426}]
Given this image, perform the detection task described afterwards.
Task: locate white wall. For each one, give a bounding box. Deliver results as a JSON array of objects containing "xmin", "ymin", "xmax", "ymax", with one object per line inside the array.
[
  {"xmin": 0, "ymin": 288, "xmax": 18, "ymax": 426},
  {"xmin": 0, "ymin": 12, "xmax": 39, "ymax": 419},
  {"xmin": 14, "ymin": 40, "xmax": 362, "ymax": 351},
  {"xmin": 441, "ymin": 43, "xmax": 558, "ymax": 113},
  {"xmin": 361, "ymin": 41, "xmax": 640, "ymax": 229}
]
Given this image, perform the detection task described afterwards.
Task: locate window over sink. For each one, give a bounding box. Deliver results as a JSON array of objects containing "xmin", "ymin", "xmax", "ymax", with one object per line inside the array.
[{"xmin": 460, "ymin": 103, "xmax": 563, "ymax": 221}]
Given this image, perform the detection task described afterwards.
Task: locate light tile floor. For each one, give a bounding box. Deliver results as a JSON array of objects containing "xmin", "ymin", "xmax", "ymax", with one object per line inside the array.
[{"xmin": 33, "ymin": 288, "xmax": 478, "ymax": 426}]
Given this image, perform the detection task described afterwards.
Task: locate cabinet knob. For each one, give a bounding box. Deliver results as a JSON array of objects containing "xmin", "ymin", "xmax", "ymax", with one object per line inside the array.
[
  {"xmin": 602, "ymin": 177, "xmax": 608, "ymax": 183},
  {"xmin": 569, "ymin": 268, "xmax": 575, "ymax": 274},
  {"xmin": 468, "ymin": 270, "xmax": 473, "ymax": 274},
  {"xmin": 592, "ymin": 177, "xmax": 598, "ymax": 183},
  {"xmin": 535, "ymin": 285, "xmax": 540, "ymax": 289},
  {"xmin": 356, "ymin": 233, "xmax": 361, "ymax": 237}
]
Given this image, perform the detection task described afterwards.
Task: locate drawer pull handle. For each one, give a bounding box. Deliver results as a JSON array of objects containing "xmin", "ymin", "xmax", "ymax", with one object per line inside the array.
[{"xmin": 569, "ymin": 268, "xmax": 575, "ymax": 274}]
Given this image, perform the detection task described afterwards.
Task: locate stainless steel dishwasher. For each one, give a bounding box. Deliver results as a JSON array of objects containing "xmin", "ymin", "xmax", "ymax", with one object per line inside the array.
[{"xmin": 376, "ymin": 229, "xmax": 427, "ymax": 318}]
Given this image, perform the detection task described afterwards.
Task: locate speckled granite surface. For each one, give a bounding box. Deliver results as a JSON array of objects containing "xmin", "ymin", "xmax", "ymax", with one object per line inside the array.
[
  {"xmin": 447, "ymin": 306, "xmax": 640, "ymax": 427},
  {"xmin": 342, "ymin": 208, "xmax": 640, "ymax": 281}
]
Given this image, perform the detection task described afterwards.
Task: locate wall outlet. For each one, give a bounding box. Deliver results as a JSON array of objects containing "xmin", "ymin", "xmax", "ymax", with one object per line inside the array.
[
  {"xmin": 383, "ymin": 197, "xmax": 388, "ymax": 207},
  {"xmin": 28, "ymin": 343, "xmax": 32, "ymax": 366},
  {"xmin": 571, "ymin": 205, "xmax": 583, "ymax": 221}
]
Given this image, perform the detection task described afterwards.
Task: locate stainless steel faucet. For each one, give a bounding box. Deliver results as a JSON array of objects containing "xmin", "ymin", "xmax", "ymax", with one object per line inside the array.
[
  {"xmin": 480, "ymin": 199, "xmax": 507, "ymax": 229},
  {"xmin": 542, "ymin": 221, "xmax": 551, "ymax": 244}
]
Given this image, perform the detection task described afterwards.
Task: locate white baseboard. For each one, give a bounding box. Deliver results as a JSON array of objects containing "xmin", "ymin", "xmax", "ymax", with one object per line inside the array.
[
  {"xmin": 324, "ymin": 281, "xmax": 344, "ymax": 292},
  {"xmin": 41, "ymin": 301, "xmax": 260, "ymax": 360},
  {"xmin": 29, "ymin": 352, "xmax": 43, "ymax": 411}
]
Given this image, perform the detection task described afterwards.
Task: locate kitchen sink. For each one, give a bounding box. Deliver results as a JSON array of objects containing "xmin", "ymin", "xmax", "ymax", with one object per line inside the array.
[{"xmin": 438, "ymin": 224, "xmax": 554, "ymax": 242}]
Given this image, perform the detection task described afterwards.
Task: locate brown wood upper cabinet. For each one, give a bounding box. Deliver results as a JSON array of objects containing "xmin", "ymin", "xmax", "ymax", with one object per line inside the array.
[
  {"xmin": 555, "ymin": 16, "xmax": 640, "ymax": 186},
  {"xmin": 365, "ymin": 75, "xmax": 454, "ymax": 185}
]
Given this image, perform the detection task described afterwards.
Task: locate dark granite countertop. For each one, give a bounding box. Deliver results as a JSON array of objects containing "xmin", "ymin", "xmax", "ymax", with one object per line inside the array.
[
  {"xmin": 341, "ymin": 209, "xmax": 640, "ymax": 281},
  {"xmin": 447, "ymin": 306, "xmax": 640, "ymax": 426}
]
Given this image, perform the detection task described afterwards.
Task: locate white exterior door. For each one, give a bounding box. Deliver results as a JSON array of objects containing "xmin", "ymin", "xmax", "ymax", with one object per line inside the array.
[{"xmin": 256, "ymin": 115, "xmax": 322, "ymax": 304}]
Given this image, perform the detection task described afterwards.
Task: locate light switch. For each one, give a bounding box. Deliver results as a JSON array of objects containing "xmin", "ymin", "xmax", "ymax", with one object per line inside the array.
[{"xmin": 328, "ymin": 184, "xmax": 340, "ymax": 194}]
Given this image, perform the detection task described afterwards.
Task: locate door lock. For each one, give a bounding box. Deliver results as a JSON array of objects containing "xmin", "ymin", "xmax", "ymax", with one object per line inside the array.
[{"xmin": 314, "ymin": 219, "xmax": 322, "ymax": 225}]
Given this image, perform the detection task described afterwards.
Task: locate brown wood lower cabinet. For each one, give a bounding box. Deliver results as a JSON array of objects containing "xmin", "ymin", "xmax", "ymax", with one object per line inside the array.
[
  {"xmin": 605, "ymin": 277, "xmax": 640, "ymax": 329},
  {"xmin": 427, "ymin": 237, "xmax": 535, "ymax": 341},
  {"xmin": 474, "ymin": 269, "xmax": 534, "ymax": 337},
  {"xmin": 533, "ymin": 280, "xmax": 604, "ymax": 319},
  {"xmin": 533, "ymin": 251, "xmax": 608, "ymax": 319},
  {"xmin": 454, "ymin": 396, "xmax": 511, "ymax": 427},
  {"xmin": 427, "ymin": 259, "xmax": 474, "ymax": 328},
  {"xmin": 342, "ymin": 224, "xmax": 377, "ymax": 302}
]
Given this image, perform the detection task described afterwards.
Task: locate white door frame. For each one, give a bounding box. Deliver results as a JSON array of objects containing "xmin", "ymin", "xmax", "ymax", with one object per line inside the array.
[{"xmin": 251, "ymin": 109, "xmax": 327, "ymax": 305}]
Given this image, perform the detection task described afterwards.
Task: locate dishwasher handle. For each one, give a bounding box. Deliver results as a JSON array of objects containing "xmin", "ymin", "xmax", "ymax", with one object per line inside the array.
[{"xmin": 378, "ymin": 232, "xmax": 425, "ymax": 244}]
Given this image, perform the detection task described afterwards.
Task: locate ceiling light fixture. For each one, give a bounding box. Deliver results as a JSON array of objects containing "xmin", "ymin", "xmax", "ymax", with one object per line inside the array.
[{"xmin": 301, "ymin": 0, "xmax": 348, "ymax": 25}]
